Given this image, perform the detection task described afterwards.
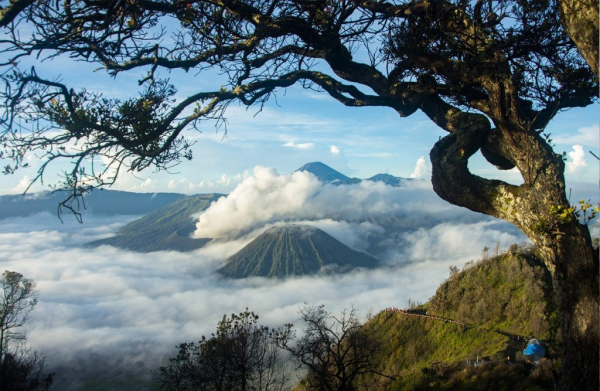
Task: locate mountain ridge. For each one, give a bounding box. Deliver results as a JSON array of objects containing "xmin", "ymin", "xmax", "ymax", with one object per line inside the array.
[
  {"xmin": 15, "ymin": 162, "xmax": 414, "ymax": 253},
  {"xmin": 0, "ymin": 189, "xmax": 187, "ymax": 220},
  {"xmin": 87, "ymin": 193, "xmax": 223, "ymax": 252},
  {"xmin": 295, "ymin": 161, "xmax": 410, "ymax": 187},
  {"xmin": 295, "ymin": 162, "xmax": 351, "ymax": 182}
]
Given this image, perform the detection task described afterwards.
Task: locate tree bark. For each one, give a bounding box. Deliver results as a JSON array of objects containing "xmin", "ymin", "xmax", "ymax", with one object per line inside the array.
[
  {"xmin": 551, "ymin": 230, "xmax": 599, "ymax": 390},
  {"xmin": 559, "ymin": 0, "xmax": 599, "ymax": 78},
  {"xmin": 428, "ymin": 105, "xmax": 599, "ymax": 390}
]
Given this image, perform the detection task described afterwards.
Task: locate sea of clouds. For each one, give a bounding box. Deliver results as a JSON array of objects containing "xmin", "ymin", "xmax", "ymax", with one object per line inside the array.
[
  {"xmin": 0, "ymin": 167, "xmax": 570, "ymax": 390},
  {"xmin": 194, "ymin": 166, "xmax": 526, "ymax": 263}
]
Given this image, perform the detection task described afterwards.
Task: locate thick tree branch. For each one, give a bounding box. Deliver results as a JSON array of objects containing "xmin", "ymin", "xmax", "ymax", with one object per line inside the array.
[{"xmin": 0, "ymin": 0, "xmax": 35, "ymax": 27}]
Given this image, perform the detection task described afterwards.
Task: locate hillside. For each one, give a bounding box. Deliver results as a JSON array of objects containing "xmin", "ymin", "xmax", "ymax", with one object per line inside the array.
[
  {"xmin": 0, "ymin": 190, "xmax": 186, "ymax": 219},
  {"xmin": 219, "ymin": 224, "xmax": 378, "ymax": 278},
  {"xmin": 88, "ymin": 193, "xmax": 222, "ymax": 252},
  {"xmin": 427, "ymin": 252, "xmax": 554, "ymax": 338},
  {"xmin": 360, "ymin": 250, "xmax": 556, "ymax": 390}
]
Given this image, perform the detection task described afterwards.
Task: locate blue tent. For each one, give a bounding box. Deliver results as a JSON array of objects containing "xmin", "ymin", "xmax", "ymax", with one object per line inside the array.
[{"xmin": 523, "ymin": 339, "xmax": 545, "ymax": 362}]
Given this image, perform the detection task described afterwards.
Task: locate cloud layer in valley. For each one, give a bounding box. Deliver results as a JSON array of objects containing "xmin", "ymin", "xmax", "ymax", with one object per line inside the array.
[
  {"xmin": 5, "ymin": 230, "xmax": 522, "ymax": 388},
  {"xmin": 7, "ymin": 168, "xmax": 590, "ymax": 389},
  {"xmin": 0, "ymin": 211, "xmax": 527, "ymax": 390},
  {"xmin": 193, "ymin": 166, "xmax": 460, "ymax": 239},
  {"xmin": 193, "ymin": 166, "xmax": 525, "ymax": 264}
]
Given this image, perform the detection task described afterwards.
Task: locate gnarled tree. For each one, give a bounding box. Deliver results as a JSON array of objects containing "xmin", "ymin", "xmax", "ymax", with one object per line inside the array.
[{"xmin": 0, "ymin": 1, "xmax": 597, "ymax": 389}]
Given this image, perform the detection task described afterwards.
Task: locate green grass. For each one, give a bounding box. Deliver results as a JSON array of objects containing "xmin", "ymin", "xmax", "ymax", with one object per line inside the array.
[{"xmin": 359, "ymin": 251, "xmax": 556, "ymax": 390}]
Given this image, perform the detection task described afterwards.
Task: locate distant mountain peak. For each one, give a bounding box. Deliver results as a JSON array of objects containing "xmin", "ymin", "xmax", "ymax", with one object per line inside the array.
[
  {"xmin": 367, "ymin": 173, "xmax": 404, "ymax": 187},
  {"xmin": 295, "ymin": 162, "xmax": 350, "ymax": 182},
  {"xmin": 219, "ymin": 224, "xmax": 377, "ymax": 278}
]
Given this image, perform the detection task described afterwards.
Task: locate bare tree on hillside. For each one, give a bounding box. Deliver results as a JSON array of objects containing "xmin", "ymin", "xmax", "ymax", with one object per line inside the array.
[{"xmin": 276, "ymin": 304, "xmax": 388, "ymax": 391}]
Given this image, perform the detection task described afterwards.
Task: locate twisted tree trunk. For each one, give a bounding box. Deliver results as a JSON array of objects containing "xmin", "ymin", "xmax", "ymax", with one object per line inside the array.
[
  {"xmin": 559, "ymin": 0, "xmax": 599, "ymax": 79},
  {"xmin": 427, "ymin": 102, "xmax": 599, "ymax": 389}
]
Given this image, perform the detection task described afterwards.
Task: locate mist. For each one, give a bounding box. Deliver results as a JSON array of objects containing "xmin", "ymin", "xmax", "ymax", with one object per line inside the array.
[
  {"xmin": 0, "ymin": 196, "xmax": 529, "ymax": 389},
  {"xmin": 194, "ymin": 166, "xmax": 479, "ymax": 240},
  {"xmin": 194, "ymin": 166, "xmax": 526, "ymax": 265}
]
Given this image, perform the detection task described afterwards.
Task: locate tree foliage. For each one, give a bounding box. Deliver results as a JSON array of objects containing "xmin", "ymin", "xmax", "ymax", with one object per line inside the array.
[
  {"xmin": 0, "ymin": 271, "xmax": 53, "ymax": 391},
  {"xmin": 0, "ymin": 0, "xmax": 595, "ymax": 207},
  {"xmin": 0, "ymin": 271, "xmax": 37, "ymax": 355},
  {"xmin": 154, "ymin": 309, "xmax": 289, "ymax": 391}
]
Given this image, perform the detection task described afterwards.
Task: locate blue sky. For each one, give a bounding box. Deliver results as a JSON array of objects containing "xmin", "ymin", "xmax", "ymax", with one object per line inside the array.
[{"xmin": 0, "ymin": 47, "xmax": 598, "ymax": 199}]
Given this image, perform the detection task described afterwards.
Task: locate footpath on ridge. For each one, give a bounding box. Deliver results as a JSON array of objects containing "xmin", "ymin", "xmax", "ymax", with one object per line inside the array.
[
  {"xmin": 382, "ymin": 307, "xmax": 540, "ymax": 379},
  {"xmin": 383, "ymin": 307, "xmax": 530, "ymax": 353},
  {"xmin": 384, "ymin": 307, "xmax": 528, "ymax": 341}
]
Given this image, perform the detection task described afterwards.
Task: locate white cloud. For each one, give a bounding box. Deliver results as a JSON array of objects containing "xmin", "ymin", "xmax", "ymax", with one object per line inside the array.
[
  {"xmin": 234, "ymin": 170, "xmax": 250, "ymax": 181},
  {"xmin": 554, "ymin": 125, "xmax": 599, "ymax": 147},
  {"xmin": 193, "ymin": 165, "xmax": 511, "ymax": 245},
  {"xmin": 302, "ymin": 91, "xmax": 334, "ymax": 101},
  {"xmin": 191, "ymin": 172, "xmax": 247, "ymax": 193},
  {"xmin": 216, "ymin": 174, "xmax": 232, "ymax": 185},
  {"xmin": 10, "ymin": 175, "xmax": 33, "ymax": 194},
  {"xmin": 410, "ymin": 156, "xmax": 430, "ymax": 179},
  {"xmin": 402, "ymin": 221, "xmax": 522, "ymax": 262},
  {"xmin": 0, "ymin": 211, "xmax": 528, "ymax": 388},
  {"xmin": 100, "ymin": 155, "xmax": 117, "ymax": 172},
  {"xmin": 194, "ymin": 166, "xmax": 322, "ymax": 238},
  {"xmin": 567, "ymin": 145, "xmax": 588, "ymax": 174},
  {"xmin": 282, "ymin": 141, "xmax": 315, "ymax": 149},
  {"xmin": 168, "ymin": 178, "xmax": 188, "ymax": 190},
  {"xmin": 330, "ymin": 145, "xmax": 341, "ymax": 154},
  {"xmin": 139, "ymin": 178, "xmax": 155, "ymax": 189}
]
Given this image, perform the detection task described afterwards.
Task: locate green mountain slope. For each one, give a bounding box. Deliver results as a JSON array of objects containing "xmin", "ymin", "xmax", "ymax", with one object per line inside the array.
[
  {"xmin": 360, "ymin": 251, "xmax": 556, "ymax": 390},
  {"xmin": 219, "ymin": 224, "xmax": 378, "ymax": 278},
  {"xmin": 427, "ymin": 253, "xmax": 554, "ymax": 337},
  {"xmin": 88, "ymin": 193, "xmax": 223, "ymax": 252}
]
